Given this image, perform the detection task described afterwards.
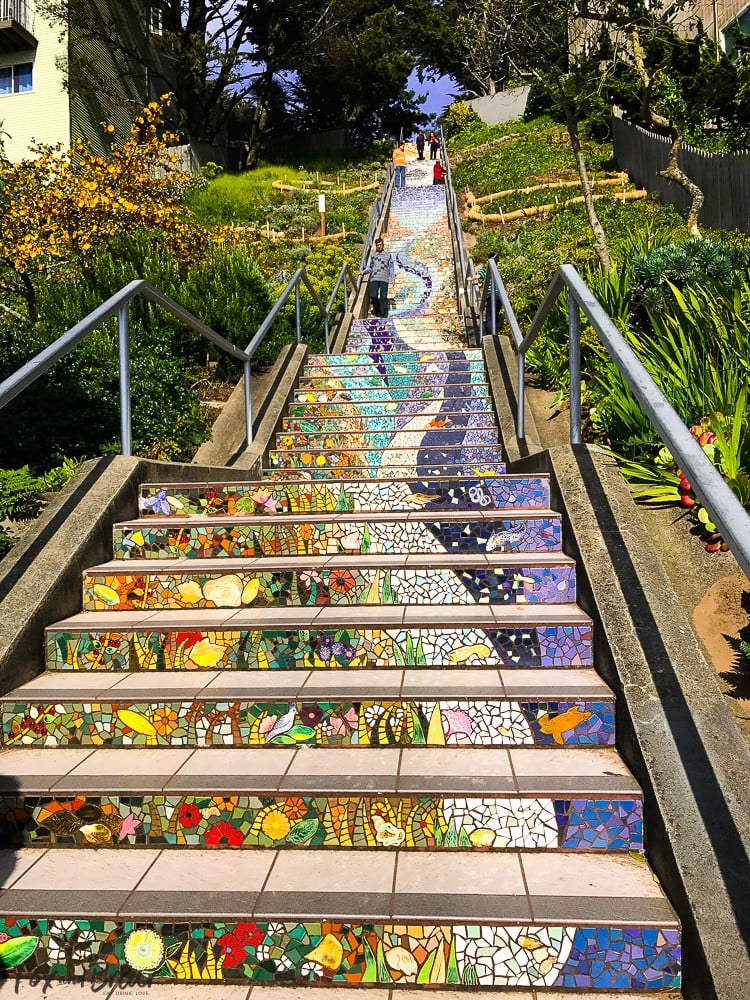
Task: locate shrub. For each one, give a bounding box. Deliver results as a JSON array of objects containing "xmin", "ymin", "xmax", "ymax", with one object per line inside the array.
[{"xmin": 443, "ymin": 101, "xmax": 483, "ymax": 139}]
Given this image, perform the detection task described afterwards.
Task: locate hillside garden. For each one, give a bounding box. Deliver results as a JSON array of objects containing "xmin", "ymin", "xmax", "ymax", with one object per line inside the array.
[
  {"xmin": 0, "ymin": 100, "xmax": 385, "ymax": 555},
  {"xmin": 448, "ymin": 107, "xmax": 750, "ymax": 554}
]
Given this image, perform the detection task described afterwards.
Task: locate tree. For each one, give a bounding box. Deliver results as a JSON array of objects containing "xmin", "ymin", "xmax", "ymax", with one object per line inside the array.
[
  {"xmin": 37, "ymin": 0, "xmax": 263, "ymax": 144},
  {"xmin": 286, "ymin": 0, "xmax": 435, "ymax": 140},
  {"xmin": 0, "ymin": 98, "xmax": 201, "ymax": 321}
]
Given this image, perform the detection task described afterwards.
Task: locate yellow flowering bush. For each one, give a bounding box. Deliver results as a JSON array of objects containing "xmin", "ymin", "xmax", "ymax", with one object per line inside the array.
[{"xmin": 0, "ymin": 97, "xmax": 209, "ymax": 318}]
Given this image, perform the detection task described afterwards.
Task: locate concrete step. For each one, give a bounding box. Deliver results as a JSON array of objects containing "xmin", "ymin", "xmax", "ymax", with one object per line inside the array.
[
  {"xmin": 1, "ymin": 668, "xmax": 614, "ymax": 749},
  {"xmin": 138, "ymin": 477, "xmax": 552, "ymax": 517},
  {"xmin": 82, "ymin": 552, "xmax": 577, "ymax": 611},
  {"xmin": 0, "ymin": 987, "xmax": 684, "ymax": 1000},
  {"xmin": 0, "ymin": 849, "xmax": 680, "ymax": 988},
  {"xmin": 3, "ymin": 746, "xmax": 642, "ymax": 852},
  {"xmin": 46, "ymin": 603, "xmax": 593, "ymax": 672},
  {"xmin": 112, "ymin": 510, "xmax": 563, "ymax": 560}
]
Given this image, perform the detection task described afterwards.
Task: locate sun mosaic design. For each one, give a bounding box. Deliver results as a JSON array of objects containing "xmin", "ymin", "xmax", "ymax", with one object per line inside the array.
[
  {"xmin": 113, "ymin": 517, "xmax": 562, "ymax": 560},
  {"xmin": 46, "ymin": 624, "xmax": 594, "ymax": 671},
  {"xmin": 139, "ymin": 478, "xmax": 552, "ymax": 517},
  {"xmin": 83, "ymin": 563, "xmax": 577, "ymax": 611},
  {"xmin": 1, "ymin": 699, "xmax": 615, "ymax": 749},
  {"xmin": 0, "ymin": 919, "xmax": 681, "ymax": 988},
  {"xmin": 1, "ymin": 793, "xmax": 642, "ymax": 851}
]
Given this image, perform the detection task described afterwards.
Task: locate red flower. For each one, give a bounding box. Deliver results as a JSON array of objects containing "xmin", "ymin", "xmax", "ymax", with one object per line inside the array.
[
  {"xmin": 205, "ymin": 820, "xmax": 244, "ymax": 847},
  {"xmin": 178, "ymin": 803, "xmax": 202, "ymax": 828},
  {"xmin": 217, "ymin": 922, "xmax": 263, "ymax": 968},
  {"xmin": 234, "ymin": 922, "xmax": 264, "ymax": 947}
]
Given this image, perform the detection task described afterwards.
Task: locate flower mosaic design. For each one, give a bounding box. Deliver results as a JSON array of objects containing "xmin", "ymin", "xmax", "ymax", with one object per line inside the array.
[
  {"xmin": 47, "ymin": 623, "xmax": 593, "ymax": 672},
  {"xmin": 0, "ymin": 919, "xmax": 681, "ymax": 988}
]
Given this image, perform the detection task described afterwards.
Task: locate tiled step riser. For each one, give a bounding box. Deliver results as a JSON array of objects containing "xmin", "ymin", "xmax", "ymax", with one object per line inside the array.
[
  {"xmin": 6, "ymin": 793, "xmax": 642, "ymax": 851},
  {"xmin": 281, "ymin": 416, "xmax": 498, "ymax": 433},
  {"xmin": 345, "ymin": 341, "xmax": 471, "ymax": 352},
  {"xmin": 263, "ymin": 466, "xmax": 508, "ymax": 480},
  {"xmin": 298, "ymin": 375, "xmax": 489, "ymax": 389},
  {"xmin": 47, "ymin": 623, "xmax": 593, "ymax": 671},
  {"xmin": 275, "ymin": 431, "xmax": 500, "ymax": 451},
  {"xmin": 0, "ymin": 916, "xmax": 680, "ymax": 989},
  {"xmin": 289, "ymin": 400, "xmax": 493, "ymax": 416},
  {"xmin": 308, "ymin": 350, "xmax": 484, "ymax": 363},
  {"xmin": 139, "ymin": 478, "xmax": 553, "ymax": 516},
  {"xmin": 293, "ymin": 390, "xmax": 490, "ymax": 404},
  {"xmin": 2, "ymin": 697, "xmax": 615, "ymax": 749},
  {"xmin": 83, "ymin": 563, "xmax": 576, "ymax": 611},
  {"xmin": 303, "ymin": 362, "xmax": 487, "ymax": 377},
  {"xmin": 112, "ymin": 517, "xmax": 563, "ymax": 560},
  {"xmin": 269, "ymin": 449, "xmax": 503, "ymax": 470}
]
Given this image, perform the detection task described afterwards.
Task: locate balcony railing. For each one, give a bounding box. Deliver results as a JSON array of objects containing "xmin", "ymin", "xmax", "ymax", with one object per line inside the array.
[{"xmin": 0, "ymin": 0, "xmax": 33, "ymax": 30}]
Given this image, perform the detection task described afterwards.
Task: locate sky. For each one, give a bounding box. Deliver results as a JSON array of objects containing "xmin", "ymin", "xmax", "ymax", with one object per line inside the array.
[{"xmin": 409, "ymin": 71, "xmax": 460, "ymax": 122}]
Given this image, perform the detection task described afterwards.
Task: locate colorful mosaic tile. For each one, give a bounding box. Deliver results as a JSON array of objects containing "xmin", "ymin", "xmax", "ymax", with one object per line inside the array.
[
  {"xmin": 0, "ymin": 793, "xmax": 642, "ymax": 851},
  {"xmin": 263, "ymin": 464, "xmax": 509, "ymax": 481},
  {"xmin": 268, "ymin": 446, "xmax": 502, "ymax": 472},
  {"xmin": 275, "ymin": 429, "xmax": 500, "ymax": 450},
  {"xmin": 46, "ymin": 623, "xmax": 593, "ymax": 671},
  {"xmin": 0, "ymin": 919, "xmax": 680, "ymax": 988},
  {"xmin": 113, "ymin": 517, "xmax": 562, "ymax": 560},
  {"xmin": 1, "ymin": 699, "xmax": 615, "ymax": 748},
  {"xmin": 82, "ymin": 562, "xmax": 577, "ymax": 611},
  {"xmin": 139, "ymin": 478, "xmax": 552, "ymax": 517}
]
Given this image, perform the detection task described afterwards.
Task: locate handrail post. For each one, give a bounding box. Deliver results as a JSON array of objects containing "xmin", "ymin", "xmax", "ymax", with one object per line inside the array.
[
  {"xmin": 569, "ymin": 293, "xmax": 583, "ymax": 445},
  {"xmin": 244, "ymin": 360, "xmax": 253, "ymax": 446},
  {"xmin": 344, "ymin": 280, "xmax": 349, "ymax": 313},
  {"xmin": 324, "ymin": 316, "xmax": 330, "ymax": 355},
  {"xmin": 117, "ymin": 302, "xmax": 132, "ymax": 456},
  {"xmin": 295, "ymin": 279, "xmax": 302, "ymax": 344},
  {"xmin": 517, "ymin": 351, "xmax": 526, "ymax": 441},
  {"xmin": 489, "ymin": 279, "xmax": 497, "ymax": 337}
]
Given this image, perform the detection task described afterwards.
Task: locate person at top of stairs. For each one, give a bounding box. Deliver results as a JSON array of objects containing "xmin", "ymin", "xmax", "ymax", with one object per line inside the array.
[
  {"xmin": 393, "ymin": 141, "xmax": 407, "ymax": 188},
  {"xmin": 358, "ymin": 235, "xmax": 395, "ymax": 318}
]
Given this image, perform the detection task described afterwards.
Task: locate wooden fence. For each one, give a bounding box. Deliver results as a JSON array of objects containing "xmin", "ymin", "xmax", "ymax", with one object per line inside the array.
[{"xmin": 612, "ymin": 115, "xmax": 750, "ymax": 233}]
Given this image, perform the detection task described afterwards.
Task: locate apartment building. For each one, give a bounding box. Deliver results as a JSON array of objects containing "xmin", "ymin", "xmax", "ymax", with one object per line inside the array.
[{"xmin": 0, "ymin": 0, "xmax": 163, "ymax": 162}]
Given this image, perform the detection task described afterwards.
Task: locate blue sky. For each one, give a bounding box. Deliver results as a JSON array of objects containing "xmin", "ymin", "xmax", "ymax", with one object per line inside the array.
[{"xmin": 410, "ymin": 71, "xmax": 460, "ymax": 121}]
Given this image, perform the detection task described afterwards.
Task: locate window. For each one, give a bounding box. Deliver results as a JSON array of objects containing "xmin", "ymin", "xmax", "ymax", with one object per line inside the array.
[
  {"xmin": 148, "ymin": 6, "xmax": 163, "ymax": 36},
  {"xmin": 722, "ymin": 6, "xmax": 750, "ymax": 59},
  {"xmin": 0, "ymin": 61, "xmax": 33, "ymax": 96}
]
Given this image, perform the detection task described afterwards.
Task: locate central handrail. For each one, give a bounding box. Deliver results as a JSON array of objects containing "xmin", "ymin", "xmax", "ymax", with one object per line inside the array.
[
  {"xmin": 0, "ymin": 261, "xmax": 351, "ymax": 455},
  {"xmin": 469, "ymin": 261, "xmax": 750, "ymax": 579}
]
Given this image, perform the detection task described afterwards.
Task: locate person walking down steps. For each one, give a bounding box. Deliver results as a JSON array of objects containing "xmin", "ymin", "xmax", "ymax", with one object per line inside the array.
[
  {"xmin": 359, "ymin": 236, "xmax": 395, "ymax": 318},
  {"xmin": 415, "ymin": 130, "xmax": 426, "ymax": 160},
  {"xmin": 429, "ymin": 131, "xmax": 440, "ymax": 159},
  {"xmin": 393, "ymin": 142, "xmax": 407, "ymax": 188}
]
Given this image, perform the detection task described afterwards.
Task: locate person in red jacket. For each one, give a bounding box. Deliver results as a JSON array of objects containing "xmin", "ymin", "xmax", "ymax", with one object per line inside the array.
[{"xmin": 433, "ymin": 160, "xmax": 444, "ymax": 185}]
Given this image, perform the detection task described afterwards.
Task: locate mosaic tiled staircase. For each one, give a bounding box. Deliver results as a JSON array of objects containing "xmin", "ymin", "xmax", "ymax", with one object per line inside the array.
[{"xmin": 0, "ymin": 161, "xmax": 680, "ymax": 994}]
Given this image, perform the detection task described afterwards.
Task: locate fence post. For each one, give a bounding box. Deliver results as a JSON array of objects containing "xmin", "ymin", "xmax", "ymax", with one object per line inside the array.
[
  {"xmin": 517, "ymin": 351, "xmax": 526, "ymax": 442},
  {"xmin": 295, "ymin": 279, "xmax": 302, "ymax": 344},
  {"xmin": 244, "ymin": 359, "xmax": 253, "ymax": 446},
  {"xmin": 117, "ymin": 303, "xmax": 132, "ymax": 456},
  {"xmin": 569, "ymin": 294, "xmax": 583, "ymax": 445}
]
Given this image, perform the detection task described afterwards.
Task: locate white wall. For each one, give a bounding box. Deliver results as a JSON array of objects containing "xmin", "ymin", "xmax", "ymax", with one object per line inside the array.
[
  {"xmin": 0, "ymin": 7, "xmax": 70, "ymax": 161},
  {"xmin": 467, "ymin": 87, "xmax": 530, "ymax": 126}
]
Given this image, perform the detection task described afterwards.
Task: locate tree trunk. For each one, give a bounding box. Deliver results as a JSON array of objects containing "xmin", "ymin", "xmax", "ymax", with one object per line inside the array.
[
  {"xmin": 562, "ymin": 104, "xmax": 612, "ymax": 271},
  {"xmin": 660, "ymin": 130, "xmax": 704, "ymax": 237}
]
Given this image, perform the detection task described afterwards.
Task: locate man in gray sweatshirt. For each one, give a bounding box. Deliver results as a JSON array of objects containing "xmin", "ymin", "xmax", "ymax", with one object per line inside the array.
[{"xmin": 359, "ymin": 237, "xmax": 395, "ymax": 318}]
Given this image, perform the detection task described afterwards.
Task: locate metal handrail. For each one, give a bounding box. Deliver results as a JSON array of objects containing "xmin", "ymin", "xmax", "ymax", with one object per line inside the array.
[
  {"xmin": 359, "ymin": 163, "xmax": 394, "ymax": 275},
  {"xmin": 0, "ymin": 262, "xmax": 347, "ymax": 456},
  {"xmin": 326, "ymin": 262, "xmax": 358, "ymax": 317},
  {"xmin": 470, "ymin": 261, "xmax": 750, "ymax": 579},
  {"xmin": 440, "ymin": 126, "xmax": 469, "ymax": 312}
]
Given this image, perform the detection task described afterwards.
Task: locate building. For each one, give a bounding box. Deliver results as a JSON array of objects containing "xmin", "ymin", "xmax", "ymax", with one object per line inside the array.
[{"xmin": 0, "ymin": 0, "xmax": 163, "ymax": 162}]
